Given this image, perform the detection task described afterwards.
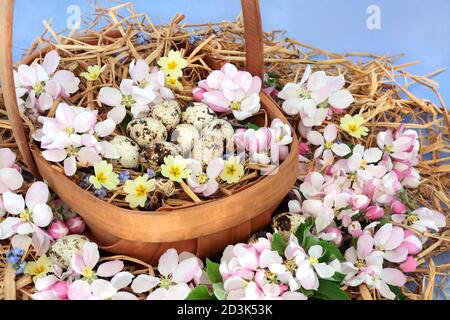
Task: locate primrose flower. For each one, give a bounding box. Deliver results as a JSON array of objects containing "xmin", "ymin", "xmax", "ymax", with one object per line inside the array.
[
  {"xmin": 157, "ymin": 50, "xmax": 188, "ymax": 78},
  {"xmin": 131, "ymin": 249, "xmax": 203, "ymax": 300},
  {"xmin": 89, "ymin": 161, "xmax": 120, "ymax": 191},
  {"xmin": 220, "ymin": 156, "xmax": 244, "ymax": 184},
  {"xmin": 161, "ymin": 156, "xmax": 191, "ymax": 183},
  {"xmin": 340, "ymin": 114, "xmax": 369, "ymax": 138},
  {"xmin": 187, "ymin": 158, "xmax": 224, "ymax": 197},
  {"xmin": 0, "ymin": 148, "xmax": 23, "ymax": 195},
  {"xmin": 71, "ymin": 242, "xmax": 124, "ymax": 282},
  {"xmin": 165, "ymin": 75, "xmax": 183, "ymax": 91},
  {"xmin": 98, "ymin": 79, "xmax": 155, "ymax": 124},
  {"xmin": 24, "ymin": 255, "xmax": 52, "ymax": 281},
  {"xmin": 124, "ymin": 174, "xmax": 156, "ymax": 208},
  {"xmin": 80, "ymin": 65, "xmax": 106, "ymax": 81},
  {"xmin": 0, "ymin": 182, "xmax": 53, "ymax": 254},
  {"xmin": 307, "ymin": 124, "xmax": 351, "ymax": 164}
]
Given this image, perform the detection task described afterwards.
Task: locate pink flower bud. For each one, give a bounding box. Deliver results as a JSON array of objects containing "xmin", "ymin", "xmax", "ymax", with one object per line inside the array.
[
  {"xmin": 66, "ymin": 216, "xmax": 86, "ymax": 234},
  {"xmin": 365, "ymin": 205, "xmax": 385, "ymax": 220},
  {"xmin": 298, "ymin": 142, "xmax": 309, "ymax": 156},
  {"xmin": 349, "ymin": 195, "xmax": 371, "ymax": 211},
  {"xmin": 348, "ymin": 221, "xmax": 363, "ymax": 238},
  {"xmin": 401, "ymin": 230, "xmax": 422, "ymax": 255},
  {"xmin": 48, "ymin": 221, "xmax": 69, "ymax": 240},
  {"xmin": 391, "ymin": 199, "xmax": 407, "ymax": 214},
  {"xmin": 323, "ymin": 227, "xmax": 343, "ymax": 246},
  {"xmin": 331, "ymin": 107, "xmax": 345, "ymax": 115},
  {"xmin": 363, "ymin": 180, "xmax": 376, "ymax": 198},
  {"xmin": 192, "ymin": 87, "xmax": 206, "ymax": 102},
  {"xmin": 399, "ymin": 256, "xmax": 417, "ymax": 273},
  {"xmin": 52, "ymin": 281, "xmax": 69, "ymax": 300}
]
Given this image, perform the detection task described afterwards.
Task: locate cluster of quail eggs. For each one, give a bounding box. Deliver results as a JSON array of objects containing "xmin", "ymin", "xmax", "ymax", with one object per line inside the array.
[{"xmin": 111, "ymin": 100, "xmax": 236, "ymax": 172}]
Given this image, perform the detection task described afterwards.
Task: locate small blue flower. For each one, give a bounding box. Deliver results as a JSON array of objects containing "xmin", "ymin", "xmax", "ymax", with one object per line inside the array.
[
  {"xmin": 79, "ymin": 175, "xmax": 91, "ymax": 189},
  {"xmin": 189, "ymin": 35, "xmax": 202, "ymax": 44},
  {"xmin": 94, "ymin": 187, "xmax": 108, "ymax": 199},
  {"xmin": 119, "ymin": 170, "xmax": 131, "ymax": 183},
  {"xmin": 146, "ymin": 168, "xmax": 156, "ymax": 179},
  {"xmin": 15, "ymin": 262, "xmax": 26, "ymax": 275},
  {"xmin": 6, "ymin": 253, "xmax": 20, "ymax": 265},
  {"xmin": 11, "ymin": 247, "xmax": 24, "ymax": 257},
  {"xmin": 136, "ymin": 31, "xmax": 151, "ymax": 45}
]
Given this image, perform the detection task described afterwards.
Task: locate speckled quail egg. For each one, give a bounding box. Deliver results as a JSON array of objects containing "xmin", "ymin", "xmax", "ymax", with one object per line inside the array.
[
  {"xmin": 248, "ymin": 231, "xmax": 270, "ymax": 244},
  {"xmin": 192, "ymin": 135, "xmax": 224, "ymax": 167},
  {"xmin": 149, "ymin": 100, "xmax": 182, "ymax": 131},
  {"xmin": 181, "ymin": 102, "xmax": 217, "ymax": 130},
  {"xmin": 127, "ymin": 117, "xmax": 167, "ymax": 148},
  {"xmin": 110, "ymin": 135, "xmax": 140, "ymax": 169},
  {"xmin": 170, "ymin": 124, "xmax": 200, "ymax": 157},
  {"xmin": 271, "ymin": 212, "xmax": 306, "ymax": 242},
  {"xmin": 139, "ymin": 141, "xmax": 181, "ymax": 171},
  {"xmin": 202, "ymin": 119, "xmax": 235, "ymax": 151},
  {"xmin": 49, "ymin": 234, "xmax": 89, "ymax": 268}
]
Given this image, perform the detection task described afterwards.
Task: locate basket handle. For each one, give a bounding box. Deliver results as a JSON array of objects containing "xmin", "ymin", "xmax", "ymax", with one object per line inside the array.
[{"xmin": 0, "ymin": 0, "xmax": 264, "ymax": 177}]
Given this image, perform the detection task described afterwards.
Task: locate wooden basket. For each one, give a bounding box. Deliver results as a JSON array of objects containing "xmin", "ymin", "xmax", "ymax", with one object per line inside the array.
[{"xmin": 0, "ymin": 0, "xmax": 299, "ymax": 264}]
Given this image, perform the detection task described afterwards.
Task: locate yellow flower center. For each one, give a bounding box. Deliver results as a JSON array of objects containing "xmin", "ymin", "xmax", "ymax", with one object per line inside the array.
[
  {"xmin": 197, "ymin": 172, "xmax": 208, "ymax": 184},
  {"xmin": 347, "ymin": 123, "xmax": 359, "ymax": 134},
  {"xmin": 167, "ymin": 60, "xmax": 178, "ymax": 71},
  {"xmin": 167, "ymin": 77, "xmax": 178, "ymax": 86},
  {"xmin": 285, "ymin": 259, "xmax": 297, "ymax": 273},
  {"xmin": 385, "ymin": 144, "xmax": 393, "ymax": 153},
  {"xmin": 96, "ymin": 172, "xmax": 107, "ymax": 185},
  {"xmin": 65, "ymin": 127, "xmax": 75, "ymax": 135},
  {"xmin": 309, "ymin": 257, "xmax": 319, "ymax": 265},
  {"xmin": 355, "ymin": 259, "xmax": 366, "ymax": 269},
  {"xmin": 266, "ymin": 271, "xmax": 278, "ymax": 284},
  {"xmin": 324, "ymin": 141, "xmax": 333, "ymax": 149},
  {"xmin": 230, "ymin": 101, "xmax": 241, "ymax": 111},
  {"xmin": 121, "ymin": 95, "xmax": 136, "ymax": 108},
  {"xmin": 160, "ymin": 277, "xmax": 173, "ymax": 289},
  {"xmin": 33, "ymin": 265, "xmax": 46, "ymax": 275},
  {"xmin": 20, "ymin": 210, "xmax": 32, "ymax": 222},
  {"xmin": 406, "ymin": 214, "xmax": 418, "ymax": 224},
  {"xmin": 90, "ymin": 70, "xmax": 101, "ymax": 80},
  {"xmin": 135, "ymin": 184, "xmax": 148, "ymax": 198},
  {"xmin": 169, "ymin": 166, "xmax": 182, "ymax": 178},
  {"xmin": 298, "ymin": 87, "xmax": 311, "ymax": 99},
  {"xmin": 349, "ymin": 172, "xmax": 357, "ymax": 182},
  {"xmin": 225, "ymin": 164, "xmax": 237, "ymax": 176},
  {"xmin": 32, "ymin": 82, "xmax": 45, "ymax": 94},
  {"xmin": 360, "ymin": 160, "xmax": 368, "ymax": 169},
  {"xmin": 82, "ymin": 267, "xmax": 95, "ymax": 279}
]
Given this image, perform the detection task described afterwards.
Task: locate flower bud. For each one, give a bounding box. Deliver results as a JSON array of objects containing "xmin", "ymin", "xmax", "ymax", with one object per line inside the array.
[
  {"xmin": 401, "ymin": 230, "xmax": 422, "ymax": 255},
  {"xmin": 391, "ymin": 199, "xmax": 407, "ymax": 214},
  {"xmin": 66, "ymin": 216, "xmax": 86, "ymax": 234},
  {"xmin": 399, "ymin": 256, "xmax": 417, "ymax": 273},
  {"xmin": 348, "ymin": 221, "xmax": 363, "ymax": 238},
  {"xmin": 298, "ymin": 142, "xmax": 309, "ymax": 156},
  {"xmin": 48, "ymin": 221, "xmax": 69, "ymax": 240},
  {"xmin": 323, "ymin": 227, "xmax": 343, "ymax": 246},
  {"xmin": 192, "ymin": 87, "xmax": 206, "ymax": 102},
  {"xmin": 52, "ymin": 281, "xmax": 69, "ymax": 300},
  {"xmin": 365, "ymin": 205, "xmax": 385, "ymax": 220},
  {"xmin": 349, "ymin": 195, "xmax": 370, "ymax": 211}
]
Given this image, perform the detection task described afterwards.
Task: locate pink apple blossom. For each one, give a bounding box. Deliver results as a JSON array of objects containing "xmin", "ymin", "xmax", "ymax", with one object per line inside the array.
[
  {"xmin": 66, "ymin": 216, "xmax": 86, "ymax": 234},
  {"xmin": 187, "ymin": 158, "xmax": 224, "ymax": 197},
  {"xmin": 0, "ymin": 148, "xmax": 23, "ymax": 195},
  {"xmin": 48, "ymin": 220, "xmax": 69, "ymax": 239},
  {"xmin": 392, "ymin": 207, "xmax": 446, "ymax": 233}
]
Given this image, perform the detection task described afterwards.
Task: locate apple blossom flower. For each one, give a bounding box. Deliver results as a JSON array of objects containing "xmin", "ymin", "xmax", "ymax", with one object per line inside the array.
[
  {"xmin": 400, "ymin": 230, "xmax": 422, "ymax": 255},
  {"xmin": 47, "ymin": 220, "xmax": 69, "ymax": 240},
  {"xmin": 377, "ymin": 129, "xmax": 415, "ymax": 161},
  {"xmin": 0, "ymin": 148, "xmax": 23, "ymax": 195},
  {"xmin": 296, "ymin": 245, "xmax": 336, "ymax": 290},
  {"xmin": 131, "ymin": 249, "xmax": 203, "ymax": 300},
  {"xmin": 187, "ymin": 158, "xmax": 224, "ymax": 197},
  {"xmin": 0, "ymin": 182, "xmax": 53, "ymax": 254},
  {"xmin": 71, "ymin": 242, "xmax": 124, "ymax": 282},
  {"xmin": 33, "ymin": 275, "xmax": 69, "ymax": 300},
  {"xmin": 349, "ymin": 194, "xmax": 371, "ymax": 211},
  {"xmin": 347, "ymin": 145, "xmax": 383, "ymax": 175},
  {"xmin": 391, "ymin": 207, "xmax": 446, "ymax": 232},
  {"xmin": 198, "ymin": 63, "xmax": 262, "ymax": 120},
  {"xmin": 307, "ymin": 124, "xmax": 351, "ymax": 164},
  {"xmin": 90, "ymin": 276, "xmax": 138, "ymax": 300},
  {"xmin": 373, "ymin": 224, "xmax": 408, "ymax": 263},
  {"xmin": 319, "ymin": 226, "xmax": 343, "ymax": 247}
]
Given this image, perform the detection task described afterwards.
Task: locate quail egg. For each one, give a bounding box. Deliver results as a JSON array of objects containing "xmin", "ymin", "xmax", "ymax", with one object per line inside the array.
[
  {"xmin": 49, "ymin": 234, "xmax": 89, "ymax": 268},
  {"xmin": 170, "ymin": 123, "xmax": 200, "ymax": 157},
  {"xmin": 181, "ymin": 102, "xmax": 216, "ymax": 130},
  {"xmin": 139, "ymin": 141, "xmax": 181, "ymax": 171},
  {"xmin": 149, "ymin": 100, "xmax": 182, "ymax": 131},
  {"xmin": 110, "ymin": 135, "xmax": 140, "ymax": 169},
  {"xmin": 202, "ymin": 119, "xmax": 235, "ymax": 151},
  {"xmin": 192, "ymin": 135, "xmax": 224, "ymax": 167},
  {"xmin": 126, "ymin": 117, "xmax": 167, "ymax": 148},
  {"xmin": 271, "ymin": 212, "xmax": 306, "ymax": 242}
]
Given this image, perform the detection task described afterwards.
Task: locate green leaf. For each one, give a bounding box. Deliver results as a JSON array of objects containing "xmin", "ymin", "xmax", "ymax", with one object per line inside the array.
[
  {"xmin": 326, "ymin": 271, "xmax": 345, "ymax": 283},
  {"xmin": 206, "ymin": 258, "xmax": 222, "ymax": 284},
  {"xmin": 271, "ymin": 232, "xmax": 287, "ymax": 256},
  {"xmin": 247, "ymin": 122, "xmax": 261, "ymax": 130},
  {"xmin": 212, "ymin": 283, "xmax": 228, "ymax": 300},
  {"xmin": 295, "ymin": 217, "xmax": 314, "ymax": 247},
  {"xmin": 318, "ymin": 240, "xmax": 345, "ymax": 262},
  {"xmin": 298, "ymin": 287, "xmax": 315, "ymax": 298},
  {"xmin": 314, "ymin": 279, "xmax": 350, "ymax": 300},
  {"xmin": 119, "ymin": 113, "xmax": 133, "ymax": 132},
  {"xmin": 388, "ymin": 285, "xmax": 406, "ymax": 300},
  {"xmin": 185, "ymin": 285, "xmax": 216, "ymax": 300},
  {"xmin": 303, "ymin": 235, "xmax": 320, "ymax": 251},
  {"xmin": 379, "ymin": 215, "xmax": 392, "ymax": 226}
]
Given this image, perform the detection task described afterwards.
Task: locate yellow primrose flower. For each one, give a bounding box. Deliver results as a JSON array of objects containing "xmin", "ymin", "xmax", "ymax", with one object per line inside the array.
[
  {"xmin": 80, "ymin": 65, "xmax": 106, "ymax": 81},
  {"xmin": 161, "ymin": 155, "xmax": 191, "ymax": 183},
  {"xmin": 89, "ymin": 161, "xmax": 120, "ymax": 191},
  {"xmin": 220, "ymin": 156, "xmax": 244, "ymax": 184},
  {"xmin": 124, "ymin": 174, "xmax": 156, "ymax": 208},
  {"xmin": 165, "ymin": 75, "xmax": 183, "ymax": 91},
  {"xmin": 24, "ymin": 255, "xmax": 52, "ymax": 281},
  {"xmin": 157, "ymin": 50, "xmax": 188, "ymax": 78},
  {"xmin": 340, "ymin": 114, "xmax": 369, "ymax": 139}
]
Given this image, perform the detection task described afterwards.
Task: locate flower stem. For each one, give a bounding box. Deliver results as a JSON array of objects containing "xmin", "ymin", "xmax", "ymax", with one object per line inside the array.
[{"xmin": 178, "ymin": 180, "xmax": 201, "ymax": 203}]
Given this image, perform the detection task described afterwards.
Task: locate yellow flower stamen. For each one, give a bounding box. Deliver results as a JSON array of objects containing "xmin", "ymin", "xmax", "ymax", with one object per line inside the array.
[
  {"xmin": 230, "ymin": 101, "xmax": 241, "ymax": 111},
  {"xmin": 309, "ymin": 257, "xmax": 319, "ymax": 265},
  {"xmin": 197, "ymin": 172, "xmax": 208, "ymax": 184}
]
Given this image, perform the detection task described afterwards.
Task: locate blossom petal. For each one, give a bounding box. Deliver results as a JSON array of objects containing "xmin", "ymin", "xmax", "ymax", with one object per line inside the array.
[
  {"xmin": 63, "ymin": 156, "xmax": 77, "ymax": 177},
  {"xmin": 331, "ymin": 143, "xmax": 351, "ymax": 157},
  {"xmin": 42, "ymin": 149, "xmax": 67, "ymax": 163},
  {"xmin": 3, "ymin": 192, "xmax": 25, "ymax": 215},
  {"xmin": 172, "ymin": 257, "xmax": 199, "ymax": 284},
  {"xmin": 32, "ymin": 204, "xmax": 53, "ymax": 227},
  {"xmin": 0, "ymin": 168, "xmax": 24, "ymax": 193},
  {"xmin": 111, "ymin": 272, "xmax": 134, "ymax": 290},
  {"xmin": 25, "ymin": 181, "xmax": 49, "ymax": 210},
  {"xmin": 96, "ymin": 260, "xmax": 124, "ymax": 277},
  {"xmin": 131, "ymin": 274, "xmax": 160, "ymax": 294},
  {"xmin": 68, "ymin": 280, "xmax": 92, "ymax": 300},
  {"xmin": 259, "ymin": 249, "xmax": 283, "ymax": 268},
  {"xmin": 382, "ymin": 268, "xmax": 406, "ymax": 286},
  {"xmin": 107, "ymin": 106, "xmax": 127, "ymax": 125},
  {"xmin": 314, "ymin": 263, "xmax": 335, "ymax": 279},
  {"xmin": 91, "ymin": 279, "xmax": 116, "ymax": 300},
  {"xmin": 308, "ymin": 245, "xmax": 323, "ymax": 259},
  {"xmin": 158, "ymin": 248, "xmax": 179, "ymax": 277},
  {"xmin": 364, "ymin": 148, "xmax": 382, "ymax": 163},
  {"xmin": 307, "ymin": 131, "xmax": 324, "ymax": 146},
  {"xmin": 99, "ymin": 87, "xmax": 122, "ymax": 107},
  {"xmin": 82, "ymin": 242, "xmax": 100, "ymax": 269},
  {"xmin": 324, "ymin": 124, "xmax": 337, "ymax": 142}
]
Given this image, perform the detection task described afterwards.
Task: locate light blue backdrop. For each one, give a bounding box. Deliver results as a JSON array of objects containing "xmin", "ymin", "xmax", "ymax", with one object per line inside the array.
[
  {"xmin": 12, "ymin": 0, "xmax": 450, "ymax": 106},
  {"xmin": 10, "ymin": 1, "xmax": 449, "ymax": 294}
]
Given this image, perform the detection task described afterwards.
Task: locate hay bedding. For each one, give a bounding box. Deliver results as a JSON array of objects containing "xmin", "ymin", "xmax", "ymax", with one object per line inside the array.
[{"xmin": 0, "ymin": 2, "xmax": 448, "ymax": 300}]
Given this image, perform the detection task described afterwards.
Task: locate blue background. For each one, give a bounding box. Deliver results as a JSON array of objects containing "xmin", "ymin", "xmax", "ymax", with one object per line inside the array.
[{"xmin": 11, "ymin": 0, "xmax": 449, "ymax": 297}]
